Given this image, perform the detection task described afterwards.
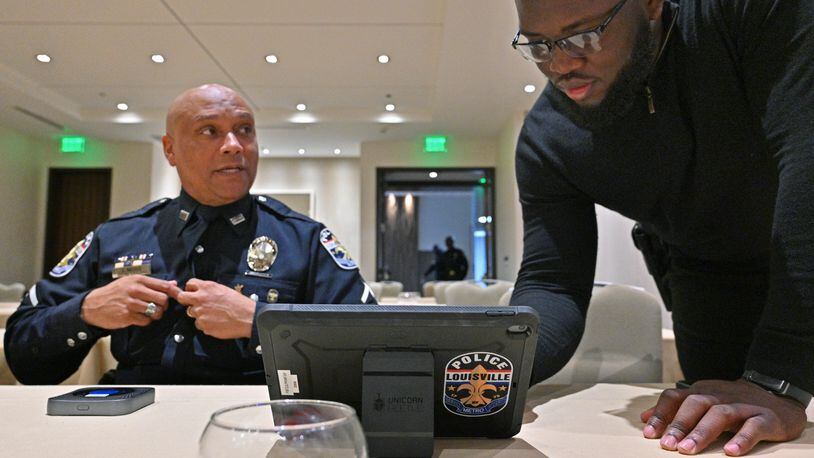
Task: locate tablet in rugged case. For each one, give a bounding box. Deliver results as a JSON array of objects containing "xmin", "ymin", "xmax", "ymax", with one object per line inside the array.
[{"xmin": 47, "ymin": 387, "xmax": 155, "ymax": 416}]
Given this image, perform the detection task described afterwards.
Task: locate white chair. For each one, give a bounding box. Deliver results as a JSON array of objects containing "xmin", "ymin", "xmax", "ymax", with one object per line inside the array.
[
  {"xmin": 421, "ymin": 281, "xmax": 436, "ymax": 298},
  {"xmin": 498, "ymin": 287, "xmax": 514, "ymax": 306},
  {"xmin": 542, "ymin": 283, "xmax": 663, "ymax": 384},
  {"xmin": 366, "ymin": 282, "xmax": 384, "ymax": 300},
  {"xmin": 0, "ymin": 283, "xmax": 25, "ymax": 302},
  {"xmin": 444, "ymin": 280, "xmax": 514, "ymax": 306},
  {"xmin": 432, "ymin": 281, "xmax": 457, "ymax": 304},
  {"xmin": 368, "ymin": 281, "xmax": 403, "ymax": 299}
]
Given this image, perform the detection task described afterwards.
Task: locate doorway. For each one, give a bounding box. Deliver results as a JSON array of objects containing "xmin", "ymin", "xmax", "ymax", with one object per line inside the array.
[
  {"xmin": 43, "ymin": 168, "xmax": 112, "ymax": 276},
  {"xmin": 376, "ymin": 168, "xmax": 495, "ymax": 292}
]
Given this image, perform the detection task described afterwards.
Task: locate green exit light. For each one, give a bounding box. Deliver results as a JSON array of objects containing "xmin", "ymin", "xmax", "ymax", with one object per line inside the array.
[
  {"xmin": 61, "ymin": 136, "xmax": 86, "ymax": 153},
  {"xmin": 424, "ymin": 135, "xmax": 447, "ymax": 153},
  {"xmin": 479, "ymin": 177, "xmax": 487, "ymax": 184}
]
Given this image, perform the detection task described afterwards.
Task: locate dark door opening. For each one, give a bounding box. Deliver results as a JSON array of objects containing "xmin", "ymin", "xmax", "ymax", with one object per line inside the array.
[
  {"xmin": 376, "ymin": 168, "xmax": 495, "ymax": 292},
  {"xmin": 43, "ymin": 168, "xmax": 112, "ymax": 276}
]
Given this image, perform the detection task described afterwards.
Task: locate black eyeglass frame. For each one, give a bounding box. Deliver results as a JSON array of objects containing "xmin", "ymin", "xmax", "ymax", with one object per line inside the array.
[{"xmin": 511, "ymin": 0, "xmax": 630, "ymax": 62}]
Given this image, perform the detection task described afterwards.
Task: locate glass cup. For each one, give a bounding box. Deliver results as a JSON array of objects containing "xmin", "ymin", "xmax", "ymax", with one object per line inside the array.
[{"xmin": 199, "ymin": 400, "xmax": 367, "ymax": 457}]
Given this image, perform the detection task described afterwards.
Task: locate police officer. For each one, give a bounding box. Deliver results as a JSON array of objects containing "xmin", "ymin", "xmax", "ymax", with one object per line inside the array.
[
  {"xmin": 438, "ymin": 236, "xmax": 468, "ymax": 281},
  {"xmin": 3, "ymin": 84, "xmax": 376, "ymax": 384}
]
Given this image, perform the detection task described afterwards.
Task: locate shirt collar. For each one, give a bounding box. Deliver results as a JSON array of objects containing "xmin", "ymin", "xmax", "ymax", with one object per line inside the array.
[{"xmin": 175, "ymin": 189, "xmax": 253, "ymax": 236}]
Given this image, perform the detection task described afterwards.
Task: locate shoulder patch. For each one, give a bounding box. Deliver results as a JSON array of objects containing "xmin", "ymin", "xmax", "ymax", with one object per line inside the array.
[
  {"xmin": 50, "ymin": 231, "xmax": 94, "ymax": 278},
  {"xmin": 319, "ymin": 228, "xmax": 358, "ymax": 270},
  {"xmin": 109, "ymin": 197, "xmax": 172, "ymax": 222}
]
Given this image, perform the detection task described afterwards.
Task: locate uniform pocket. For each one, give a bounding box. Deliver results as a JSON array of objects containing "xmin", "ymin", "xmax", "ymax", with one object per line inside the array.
[{"xmin": 218, "ymin": 275, "xmax": 300, "ymax": 304}]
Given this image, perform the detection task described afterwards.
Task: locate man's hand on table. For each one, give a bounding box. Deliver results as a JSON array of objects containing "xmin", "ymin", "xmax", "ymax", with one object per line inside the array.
[
  {"xmin": 81, "ymin": 275, "xmax": 176, "ymax": 329},
  {"xmin": 170, "ymin": 278, "xmax": 256, "ymax": 339},
  {"xmin": 640, "ymin": 379, "xmax": 807, "ymax": 456}
]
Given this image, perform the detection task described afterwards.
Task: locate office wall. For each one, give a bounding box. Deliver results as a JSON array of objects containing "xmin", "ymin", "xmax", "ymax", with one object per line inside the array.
[
  {"xmin": 32, "ymin": 137, "xmax": 153, "ymax": 279},
  {"xmin": 495, "ymin": 112, "xmax": 525, "ymax": 282},
  {"xmin": 359, "ymin": 137, "xmax": 497, "ymax": 281},
  {"xmin": 254, "ymin": 157, "xmax": 362, "ymax": 261},
  {"xmin": 149, "ymin": 150, "xmax": 363, "ymax": 263},
  {"xmin": 0, "ymin": 125, "xmax": 46, "ymax": 286}
]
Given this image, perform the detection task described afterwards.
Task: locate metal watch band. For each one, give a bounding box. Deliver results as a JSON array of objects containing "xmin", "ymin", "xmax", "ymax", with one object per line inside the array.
[{"xmin": 742, "ymin": 370, "xmax": 812, "ymax": 407}]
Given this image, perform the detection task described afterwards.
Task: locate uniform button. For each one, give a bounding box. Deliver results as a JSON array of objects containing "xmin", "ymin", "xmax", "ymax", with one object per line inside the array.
[
  {"xmin": 250, "ymin": 293, "xmax": 259, "ymax": 301},
  {"xmin": 195, "ymin": 245, "xmax": 205, "ymax": 254},
  {"xmin": 174, "ymin": 334, "xmax": 185, "ymax": 343},
  {"xmin": 258, "ymin": 196, "xmax": 267, "ymax": 202},
  {"xmin": 66, "ymin": 338, "xmax": 76, "ymax": 347},
  {"xmin": 255, "ymin": 345, "xmax": 262, "ymax": 355},
  {"xmin": 77, "ymin": 332, "xmax": 88, "ymax": 341}
]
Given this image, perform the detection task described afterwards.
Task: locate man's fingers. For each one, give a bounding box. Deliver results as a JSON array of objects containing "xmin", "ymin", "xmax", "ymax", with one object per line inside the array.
[
  {"xmin": 660, "ymin": 394, "xmax": 719, "ymax": 450},
  {"xmin": 644, "ymin": 388, "xmax": 690, "ymax": 439},
  {"xmin": 185, "ymin": 278, "xmax": 204, "ymax": 291},
  {"xmin": 724, "ymin": 415, "xmax": 772, "ymax": 456},
  {"xmin": 676, "ymin": 404, "xmax": 759, "ymax": 455},
  {"xmin": 641, "ymin": 406, "xmax": 655, "ymax": 423},
  {"xmin": 130, "ymin": 313, "xmax": 152, "ymax": 327},
  {"xmin": 126, "ymin": 299, "xmax": 165, "ymax": 320},
  {"xmin": 176, "ymin": 291, "xmax": 201, "ymax": 307}
]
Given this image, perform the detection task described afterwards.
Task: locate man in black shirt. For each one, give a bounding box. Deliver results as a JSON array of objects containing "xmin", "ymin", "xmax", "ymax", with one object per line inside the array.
[{"xmin": 512, "ymin": 0, "xmax": 812, "ymax": 454}]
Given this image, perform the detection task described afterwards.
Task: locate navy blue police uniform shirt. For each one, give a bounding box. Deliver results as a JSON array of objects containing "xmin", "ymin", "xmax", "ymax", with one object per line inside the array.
[{"xmin": 4, "ymin": 190, "xmax": 377, "ymax": 384}]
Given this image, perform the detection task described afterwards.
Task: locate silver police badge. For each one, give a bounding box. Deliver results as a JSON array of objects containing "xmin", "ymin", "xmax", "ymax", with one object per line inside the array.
[{"xmin": 247, "ymin": 236, "xmax": 278, "ymax": 272}]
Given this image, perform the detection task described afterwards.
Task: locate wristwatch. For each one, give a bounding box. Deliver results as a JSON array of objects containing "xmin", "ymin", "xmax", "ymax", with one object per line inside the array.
[{"xmin": 742, "ymin": 370, "xmax": 812, "ymax": 407}]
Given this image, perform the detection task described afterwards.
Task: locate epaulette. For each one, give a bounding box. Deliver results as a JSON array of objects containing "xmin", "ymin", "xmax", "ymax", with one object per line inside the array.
[
  {"xmin": 108, "ymin": 197, "xmax": 172, "ymax": 222},
  {"xmin": 254, "ymin": 194, "xmax": 315, "ymax": 223}
]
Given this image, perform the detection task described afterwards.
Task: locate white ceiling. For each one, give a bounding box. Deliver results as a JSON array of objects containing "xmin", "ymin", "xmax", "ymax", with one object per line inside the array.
[{"xmin": 0, "ymin": 0, "xmax": 546, "ymax": 157}]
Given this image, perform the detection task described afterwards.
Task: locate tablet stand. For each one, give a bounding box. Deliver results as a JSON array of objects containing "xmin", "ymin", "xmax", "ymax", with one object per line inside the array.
[{"xmin": 362, "ymin": 350, "xmax": 435, "ymax": 457}]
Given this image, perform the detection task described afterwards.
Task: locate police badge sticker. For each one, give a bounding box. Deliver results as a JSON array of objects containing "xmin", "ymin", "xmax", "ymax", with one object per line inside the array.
[
  {"xmin": 247, "ymin": 236, "xmax": 278, "ymax": 272},
  {"xmin": 50, "ymin": 231, "xmax": 94, "ymax": 278},
  {"xmin": 443, "ymin": 352, "xmax": 513, "ymax": 417},
  {"xmin": 319, "ymin": 228, "xmax": 358, "ymax": 270}
]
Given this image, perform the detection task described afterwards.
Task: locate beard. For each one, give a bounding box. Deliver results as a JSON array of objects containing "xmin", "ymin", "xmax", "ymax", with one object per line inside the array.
[{"xmin": 549, "ymin": 17, "xmax": 660, "ymax": 130}]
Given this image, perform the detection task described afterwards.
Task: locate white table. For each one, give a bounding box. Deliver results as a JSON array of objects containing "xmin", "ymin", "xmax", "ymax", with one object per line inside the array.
[{"xmin": 0, "ymin": 384, "xmax": 811, "ymax": 457}]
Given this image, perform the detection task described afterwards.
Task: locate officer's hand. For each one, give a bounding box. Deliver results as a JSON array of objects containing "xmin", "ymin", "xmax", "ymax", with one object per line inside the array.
[
  {"xmin": 81, "ymin": 275, "xmax": 176, "ymax": 330},
  {"xmin": 172, "ymin": 278, "xmax": 255, "ymax": 340},
  {"xmin": 641, "ymin": 379, "xmax": 807, "ymax": 456}
]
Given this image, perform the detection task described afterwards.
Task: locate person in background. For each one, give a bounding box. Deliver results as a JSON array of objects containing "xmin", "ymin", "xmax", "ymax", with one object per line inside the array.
[
  {"xmin": 4, "ymin": 83, "xmax": 376, "ymax": 385},
  {"xmin": 511, "ymin": 0, "xmax": 812, "ymax": 455}
]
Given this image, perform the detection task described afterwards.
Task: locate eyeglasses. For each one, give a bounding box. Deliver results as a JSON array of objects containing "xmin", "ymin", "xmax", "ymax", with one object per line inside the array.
[{"xmin": 512, "ymin": 0, "xmax": 629, "ymax": 63}]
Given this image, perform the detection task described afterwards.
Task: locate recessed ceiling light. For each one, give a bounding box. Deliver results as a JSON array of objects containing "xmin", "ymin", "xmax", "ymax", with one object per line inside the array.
[
  {"xmin": 524, "ymin": 84, "xmax": 537, "ymax": 93},
  {"xmin": 297, "ymin": 148, "xmax": 306, "ymax": 155},
  {"xmin": 429, "ymin": 171, "xmax": 438, "ymax": 178},
  {"xmin": 296, "ymin": 103, "xmax": 307, "ymax": 111},
  {"xmin": 265, "ymin": 54, "xmax": 278, "ymax": 64},
  {"xmin": 262, "ymin": 148, "xmax": 270, "ymax": 155},
  {"xmin": 116, "ymin": 102, "xmax": 129, "ymax": 111},
  {"xmin": 377, "ymin": 54, "xmax": 390, "ymax": 64},
  {"xmin": 385, "ymin": 103, "xmax": 396, "ymax": 112},
  {"xmin": 36, "ymin": 54, "xmax": 51, "ymax": 63},
  {"xmin": 333, "ymin": 148, "xmax": 342, "ymax": 155},
  {"xmin": 151, "ymin": 54, "xmax": 165, "ymax": 64}
]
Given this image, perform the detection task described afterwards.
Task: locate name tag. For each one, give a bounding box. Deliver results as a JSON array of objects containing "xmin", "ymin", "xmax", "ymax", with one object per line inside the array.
[{"xmin": 112, "ymin": 254, "xmax": 153, "ymax": 279}]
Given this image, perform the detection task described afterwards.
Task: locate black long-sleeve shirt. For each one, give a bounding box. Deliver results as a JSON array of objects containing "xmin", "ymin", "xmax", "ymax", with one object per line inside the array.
[{"xmin": 512, "ymin": 0, "xmax": 814, "ymax": 391}]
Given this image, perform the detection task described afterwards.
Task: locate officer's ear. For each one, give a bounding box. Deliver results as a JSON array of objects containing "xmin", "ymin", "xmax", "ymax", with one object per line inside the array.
[{"xmin": 162, "ymin": 134, "xmax": 177, "ymax": 167}]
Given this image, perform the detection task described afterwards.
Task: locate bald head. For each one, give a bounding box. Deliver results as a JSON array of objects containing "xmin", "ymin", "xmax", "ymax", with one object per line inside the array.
[
  {"xmin": 161, "ymin": 83, "xmax": 259, "ymax": 206},
  {"xmin": 165, "ymin": 84, "xmax": 252, "ymax": 137}
]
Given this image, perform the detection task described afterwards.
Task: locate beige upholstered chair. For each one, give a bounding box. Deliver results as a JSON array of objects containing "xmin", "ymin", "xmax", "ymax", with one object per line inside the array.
[
  {"xmin": 366, "ymin": 282, "xmax": 384, "ymax": 300},
  {"xmin": 421, "ymin": 281, "xmax": 436, "ymax": 298},
  {"xmin": 0, "ymin": 283, "xmax": 25, "ymax": 302},
  {"xmin": 498, "ymin": 287, "xmax": 514, "ymax": 306},
  {"xmin": 367, "ymin": 281, "xmax": 403, "ymax": 299},
  {"xmin": 432, "ymin": 281, "xmax": 457, "ymax": 304},
  {"xmin": 542, "ymin": 283, "xmax": 663, "ymax": 384},
  {"xmin": 379, "ymin": 281, "xmax": 404, "ymax": 297},
  {"xmin": 444, "ymin": 280, "xmax": 514, "ymax": 306}
]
